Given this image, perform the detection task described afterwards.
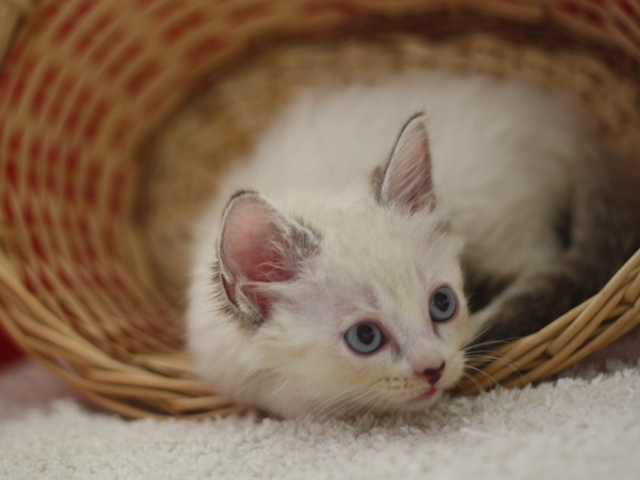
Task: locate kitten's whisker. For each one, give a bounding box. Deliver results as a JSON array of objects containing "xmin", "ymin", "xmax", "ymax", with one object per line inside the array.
[
  {"xmin": 463, "ymin": 325, "xmax": 523, "ymax": 358},
  {"xmin": 464, "ymin": 352, "xmax": 524, "ymax": 378},
  {"xmin": 462, "ymin": 358, "xmax": 526, "ymax": 391},
  {"xmin": 467, "ymin": 337, "xmax": 520, "ymax": 352},
  {"xmin": 463, "ymin": 325, "xmax": 494, "ymax": 348},
  {"xmin": 464, "ymin": 364, "xmax": 497, "ymax": 385},
  {"xmin": 307, "ymin": 386, "xmax": 371, "ymax": 424},
  {"xmin": 355, "ymin": 396, "xmax": 386, "ymax": 430},
  {"xmin": 232, "ymin": 370, "xmax": 277, "ymax": 398},
  {"xmin": 460, "ymin": 371, "xmax": 487, "ymax": 394},
  {"xmin": 372, "ymin": 398, "xmax": 394, "ymax": 429},
  {"xmin": 330, "ymin": 390, "xmax": 373, "ymax": 420},
  {"xmin": 464, "ymin": 336, "xmax": 516, "ymax": 354},
  {"xmin": 336, "ymin": 390, "xmax": 379, "ymax": 421},
  {"xmin": 462, "ymin": 349, "xmax": 526, "ymax": 390}
]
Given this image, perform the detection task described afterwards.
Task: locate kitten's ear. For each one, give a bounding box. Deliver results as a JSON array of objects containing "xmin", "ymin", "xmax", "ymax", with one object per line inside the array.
[
  {"xmin": 377, "ymin": 114, "xmax": 435, "ymax": 214},
  {"xmin": 218, "ymin": 190, "xmax": 320, "ymax": 325}
]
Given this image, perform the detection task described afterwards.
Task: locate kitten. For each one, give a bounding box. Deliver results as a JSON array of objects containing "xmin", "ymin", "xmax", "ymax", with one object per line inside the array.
[{"xmin": 185, "ymin": 73, "xmax": 640, "ymax": 418}]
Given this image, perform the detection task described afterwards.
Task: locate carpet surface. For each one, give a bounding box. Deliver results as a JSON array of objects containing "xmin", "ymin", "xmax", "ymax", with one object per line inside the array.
[{"xmin": 1, "ymin": 348, "xmax": 640, "ymax": 480}]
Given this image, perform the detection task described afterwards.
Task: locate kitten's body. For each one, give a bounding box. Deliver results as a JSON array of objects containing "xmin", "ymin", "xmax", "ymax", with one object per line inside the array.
[{"xmin": 186, "ymin": 73, "xmax": 640, "ymax": 418}]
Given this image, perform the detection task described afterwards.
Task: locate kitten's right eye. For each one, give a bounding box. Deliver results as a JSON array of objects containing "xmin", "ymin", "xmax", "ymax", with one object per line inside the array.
[
  {"xmin": 344, "ymin": 322, "xmax": 385, "ymax": 354},
  {"xmin": 429, "ymin": 286, "xmax": 458, "ymax": 322}
]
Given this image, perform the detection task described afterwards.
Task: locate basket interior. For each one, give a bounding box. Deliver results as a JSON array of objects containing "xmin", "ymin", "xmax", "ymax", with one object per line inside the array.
[{"xmin": 1, "ymin": 0, "xmax": 640, "ymax": 418}]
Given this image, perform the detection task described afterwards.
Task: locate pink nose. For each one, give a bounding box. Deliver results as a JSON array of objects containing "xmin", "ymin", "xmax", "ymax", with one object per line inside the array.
[{"xmin": 415, "ymin": 362, "xmax": 445, "ymax": 385}]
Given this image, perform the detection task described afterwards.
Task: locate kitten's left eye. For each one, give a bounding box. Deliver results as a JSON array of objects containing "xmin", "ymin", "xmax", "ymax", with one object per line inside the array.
[
  {"xmin": 344, "ymin": 322, "xmax": 385, "ymax": 354},
  {"xmin": 429, "ymin": 286, "xmax": 458, "ymax": 322}
]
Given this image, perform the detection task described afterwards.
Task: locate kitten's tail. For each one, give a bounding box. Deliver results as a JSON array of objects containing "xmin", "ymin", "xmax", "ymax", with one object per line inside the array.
[{"xmin": 472, "ymin": 148, "xmax": 640, "ymax": 343}]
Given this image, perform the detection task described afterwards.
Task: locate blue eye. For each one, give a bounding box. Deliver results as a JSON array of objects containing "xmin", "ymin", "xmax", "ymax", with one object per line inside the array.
[
  {"xmin": 429, "ymin": 286, "xmax": 458, "ymax": 322},
  {"xmin": 344, "ymin": 322, "xmax": 385, "ymax": 354}
]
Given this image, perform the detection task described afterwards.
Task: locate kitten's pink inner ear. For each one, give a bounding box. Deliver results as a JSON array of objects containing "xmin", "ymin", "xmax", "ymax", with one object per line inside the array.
[
  {"xmin": 381, "ymin": 115, "xmax": 435, "ymax": 214},
  {"xmin": 220, "ymin": 195, "xmax": 296, "ymax": 285}
]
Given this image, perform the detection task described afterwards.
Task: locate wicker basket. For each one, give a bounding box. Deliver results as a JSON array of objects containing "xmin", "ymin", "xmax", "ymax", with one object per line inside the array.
[{"xmin": 1, "ymin": 0, "xmax": 640, "ymax": 419}]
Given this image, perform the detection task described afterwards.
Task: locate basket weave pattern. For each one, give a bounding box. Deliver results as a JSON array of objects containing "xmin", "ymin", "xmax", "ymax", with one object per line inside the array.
[{"xmin": 1, "ymin": 0, "xmax": 640, "ymax": 418}]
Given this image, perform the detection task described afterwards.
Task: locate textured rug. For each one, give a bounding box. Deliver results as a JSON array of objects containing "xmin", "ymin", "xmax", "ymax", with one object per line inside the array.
[{"xmin": 2, "ymin": 345, "xmax": 640, "ymax": 480}]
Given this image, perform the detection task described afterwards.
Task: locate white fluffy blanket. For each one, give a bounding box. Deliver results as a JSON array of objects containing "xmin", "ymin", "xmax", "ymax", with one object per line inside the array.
[{"xmin": 2, "ymin": 352, "xmax": 640, "ymax": 480}]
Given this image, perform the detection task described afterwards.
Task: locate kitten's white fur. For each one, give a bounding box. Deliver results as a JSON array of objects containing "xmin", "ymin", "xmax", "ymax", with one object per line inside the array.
[{"xmin": 186, "ymin": 73, "xmax": 591, "ymax": 419}]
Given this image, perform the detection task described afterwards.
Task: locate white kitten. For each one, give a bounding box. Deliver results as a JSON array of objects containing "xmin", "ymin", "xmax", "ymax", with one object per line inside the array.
[{"xmin": 186, "ymin": 73, "xmax": 599, "ymax": 418}]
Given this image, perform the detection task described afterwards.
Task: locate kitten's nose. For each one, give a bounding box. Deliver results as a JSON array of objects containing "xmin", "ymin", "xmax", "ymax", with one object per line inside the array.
[{"xmin": 416, "ymin": 362, "xmax": 445, "ymax": 385}]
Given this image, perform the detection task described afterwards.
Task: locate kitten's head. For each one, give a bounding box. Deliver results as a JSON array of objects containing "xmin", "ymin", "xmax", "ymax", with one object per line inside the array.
[{"xmin": 213, "ymin": 115, "xmax": 472, "ymax": 418}]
